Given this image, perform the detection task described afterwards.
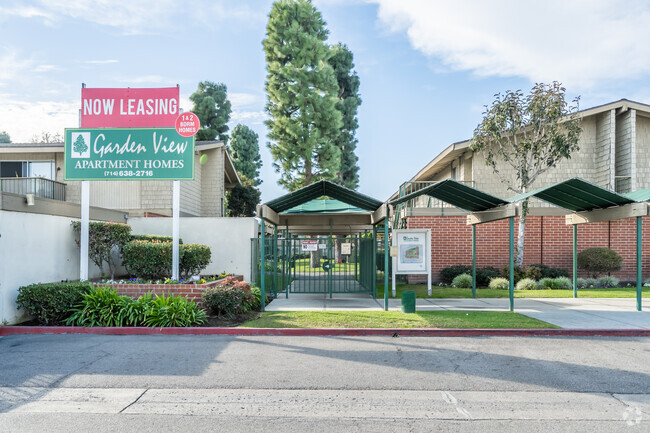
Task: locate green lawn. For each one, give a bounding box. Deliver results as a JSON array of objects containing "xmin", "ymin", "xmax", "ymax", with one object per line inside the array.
[
  {"xmin": 293, "ymin": 258, "xmax": 357, "ymax": 273},
  {"xmin": 376, "ymin": 284, "xmax": 650, "ymax": 299},
  {"xmin": 239, "ymin": 311, "xmax": 559, "ymax": 329}
]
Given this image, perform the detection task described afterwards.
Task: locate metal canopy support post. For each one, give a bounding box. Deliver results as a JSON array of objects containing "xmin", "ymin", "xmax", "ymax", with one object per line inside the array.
[
  {"xmin": 573, "ymin": 224, "xmax": 578, "ymax": 298},
  {"xmin": 172, "ymin": 180, "xmax": 180, "ymax": 281},
  {"xmin": 329, "ymin": 218, "xmax": 333, "ymax": 299},
  {"xmin": 284, "ymin": 222, "xmax": 288, "ymax": 299},
  {"xmin": 637, "ymin": 216, "xmax": 643, "ymax": 311},
  {"xmin": 273, "ymin": 225, "xmax": 278, "ymax": 296},
  {"xmin": 372, "ymin": 225, "xmax": 377, "ymax": 299},
  {"xmin": 260, "ymin": 219, "xmax": 266, "ymax": 312},
  {"xmin": 509, "ymin": 216, "xmax": 514, "ymax": 312},
  {"xmin": 80, "ymin": 181, "xmax": 89, "ymax": 280},
  {"xmin": 472, "ymin": 224, "xmax": 477, "ymax": 299},
  {"xmin": 384, "ymin": 222, "xmax": 389, "ymax": 311}
]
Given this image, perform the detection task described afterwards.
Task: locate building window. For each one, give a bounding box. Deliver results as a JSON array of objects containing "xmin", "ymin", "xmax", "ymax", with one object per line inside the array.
[
  {"xmin": 451, "ymin": 166, "xmax": 457, "ymax": 180},
  {"xmin": 0, "ymin": 160, "xmax": 55, "ymax": 179}
]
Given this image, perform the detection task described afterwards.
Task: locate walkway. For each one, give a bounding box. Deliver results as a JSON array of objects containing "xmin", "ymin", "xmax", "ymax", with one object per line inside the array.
[{"xmin": 265, "ymin": 294, "xmax": 650, "ymax": 329}]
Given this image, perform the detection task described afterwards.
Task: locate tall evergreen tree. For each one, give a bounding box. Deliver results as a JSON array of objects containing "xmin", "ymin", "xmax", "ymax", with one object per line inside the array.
[
  {"xmin": 226, "ymin": 124, "xmax": 263, "ymax": 216},
  {"xmin": 330, "ymin": 43, "xmax": 361, "ymax": 190},
  {"xmin": 230, "ymin": 124, "xmax": 262, "ymax": 186},
  {"xmin": 0, "ymin": 131, "xmax": 10, "ymax": 143},
  {"xmin": 263, "ymin": 0, "xmax": 342, "ymax": 191},
  {"xmin": 190, "ymin": 81, "xmax": 232, "ymax": 142}
]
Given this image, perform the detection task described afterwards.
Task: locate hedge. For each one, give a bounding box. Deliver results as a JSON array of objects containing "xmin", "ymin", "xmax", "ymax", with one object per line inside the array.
[
  {"xmin": 16, "ymin": 281, "xmax": 94, "ymax": 325},
  {"xmin": 122, "ymin": 241, "xmax": 211, "ymax": 280}
]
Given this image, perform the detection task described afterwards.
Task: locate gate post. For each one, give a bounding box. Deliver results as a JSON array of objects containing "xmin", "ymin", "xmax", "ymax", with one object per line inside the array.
[
  {"xmin": 260, "ymin": 219, "xmax": 266, "ymax": 312},
  {"xmin": 384, "ymin": 222, "xmax": 389, "ymax": 311}
]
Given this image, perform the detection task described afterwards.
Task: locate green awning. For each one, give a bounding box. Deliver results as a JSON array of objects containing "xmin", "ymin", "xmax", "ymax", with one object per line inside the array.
[
  {"xmin": 389, "ymin": 178, "xmax": 508, "ymax": 212},
  {"xmin": 624, "ymin": 188, "xmax": 650, "ymax": 203},
  {"xmin": 264, "ymin": 180, "xmax": 384, "ymax": 213},
  {"xmin": 283, "ymin": 199, "xmax": 367, "ymax": 214},
  {"xmin": 507, "ymin": 178, "xmax": 634, "ymax": 212}
]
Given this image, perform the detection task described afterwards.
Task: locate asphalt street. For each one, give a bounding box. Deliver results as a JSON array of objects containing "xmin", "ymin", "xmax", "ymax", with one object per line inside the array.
[{"xmin": 0, "ymin": 334, "xmax": 648, "ymax": 432}]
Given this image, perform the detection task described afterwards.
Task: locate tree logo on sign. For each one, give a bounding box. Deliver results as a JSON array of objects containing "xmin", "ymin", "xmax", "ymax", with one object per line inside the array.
[{"xmin": 71, "ymin": 132, "xmax": 90, "ymax": 158}]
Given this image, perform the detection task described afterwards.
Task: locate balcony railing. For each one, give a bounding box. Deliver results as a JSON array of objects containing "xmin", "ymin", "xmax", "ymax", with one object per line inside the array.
[{"xmin": 0, "ymin": 177, "xmax": 66, "ymax": 201}]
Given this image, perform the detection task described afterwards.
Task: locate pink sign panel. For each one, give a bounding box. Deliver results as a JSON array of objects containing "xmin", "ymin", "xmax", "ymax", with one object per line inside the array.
[{"xmin": 81, "ymin": 87, "xmax": 180, "ymax": 128}]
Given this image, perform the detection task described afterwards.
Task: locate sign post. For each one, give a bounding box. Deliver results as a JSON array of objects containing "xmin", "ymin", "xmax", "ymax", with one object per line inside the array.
[{"xmin": 68, "ymin": 86, "xmax": 198, "ymax": 282}]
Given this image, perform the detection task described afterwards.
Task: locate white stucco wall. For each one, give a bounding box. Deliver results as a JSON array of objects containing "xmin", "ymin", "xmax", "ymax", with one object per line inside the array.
[
  {"xmin": 0, "ymin": 210, "xmax": 104, "ymax": 324},
  {"xmin": 128, "ymin": 217, "xmax": 258, "ymax": 282}
]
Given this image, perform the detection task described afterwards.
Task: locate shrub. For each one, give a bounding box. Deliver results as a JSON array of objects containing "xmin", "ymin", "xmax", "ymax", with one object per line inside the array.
[
  {"xmin": 524, "ymin": 266, "xmax": 542, "ymax": 281},
  {"xmin": 144, "ymin": 294, "xmax": 207, "ymax": 327},
  {"xmin": 501, "ymin": 264, "xmax": 524, "ymax": 283},
  {"xmin": 577, "ymin": 247, "xmax": 622, "ymax": 278},
  {"xmin": 516, "ymin": 278, "xmax": 537, "ymax": 290},
  {"xmin": 452, "ymin": 273, "xmax": 473, "ymax": 288},
  {"xmin": 71, "ymin": 221, "xmax": 132, "ymax": 279},
  {"xmin": 476, "ymin": 267, "xmax": 501, "ymax": 287},
  {"xmin": 131, "ymin": 234, "xmax": 182, "ymax": 244},
  {"xmin": 440, "ymin": 265, "xmax": 471, "ymax": 284},
  {"xmin": 122, "ymin": 240, "xmax": 173, "ymax": 280},
  {"xmin": 122, "ymin": 241, "xmax": 211, "ymax": 280},
  {"xmin": 552, "ymin": 277, "xmax": 572, "ymax": 290},
  {"xmin": 180, "ymin": 244, "xmax": 212, "ymax": 278},
  {"xmin": 644, "ymin": 278, "xmax": 650, "ymax": 287},
  {"xmin": 203, "ymin": 286, "xmax": 254, "ymax": 318},
  {"xmin": 65, "ymin": 287, "xmax": 130, "ymax": 327},
  {"xmin": 16, "ymin": 281, "xmax": 93, "ymax": 325},
  {"xmin": 598, "ymin": 276, "xmax": 619, "ymax": 288},
  {"xmin": 576, "ymin": 278, "xmax": 588, "ymax": 289},
  {"xmin": 66, "ymin": 288, "xmax": 206, "ymax": 327},
  {"xmin": 488, "ymin": 277, "xmax": 509, "ymax": 290},
  {"xmin": 585, "ymin": 278, "xmax": 598, "ymax": 287},
  {"xmin": 528, "ymin": 264, "xmax": 569, "ymax": 279},
  {"xmin": 250, "ymin": 287, "xmax": 272, "ymax": 311},
  {"xmin": 536, "ymin": 277, "xmax": 571, "ymax": 290}
]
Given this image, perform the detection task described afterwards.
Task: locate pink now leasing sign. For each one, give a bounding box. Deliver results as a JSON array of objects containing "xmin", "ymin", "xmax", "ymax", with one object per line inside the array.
[{"xmin": 81, "ymin": 87, "xmax": 180, "ymax": 128}]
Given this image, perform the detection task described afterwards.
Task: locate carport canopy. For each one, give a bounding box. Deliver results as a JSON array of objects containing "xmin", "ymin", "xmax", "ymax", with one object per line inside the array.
[{"xmin": 257, "ymin": 180, "xmax": 389, "ymax": 234}]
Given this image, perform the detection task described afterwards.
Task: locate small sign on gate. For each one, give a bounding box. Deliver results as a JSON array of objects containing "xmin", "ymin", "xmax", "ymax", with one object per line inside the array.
[
  {"xmin": 301, "ymin": 240, "xmax": 318, "ymax": 251},
  {"xmin": 341, "ymin": 243, "xmax": 351, "ymax": 255}
]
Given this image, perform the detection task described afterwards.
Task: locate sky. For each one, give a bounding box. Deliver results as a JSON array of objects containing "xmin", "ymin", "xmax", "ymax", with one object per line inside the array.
[{"xmin": 2, "ymin": 0, "xmax": 650, "ymax": 203}]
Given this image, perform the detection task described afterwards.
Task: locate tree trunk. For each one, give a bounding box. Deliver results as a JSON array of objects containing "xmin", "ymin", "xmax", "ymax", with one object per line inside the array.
[
  {"xmin": 516, "ymin": 197, "xmax": 529, "ymax": 267},
  {"xmin": 309, "ymin": 248, "xmax": 321, "ymax": 268},
  {"xmin": 334, "ymin": 238, "xmax": 341, "ymax": 262}
]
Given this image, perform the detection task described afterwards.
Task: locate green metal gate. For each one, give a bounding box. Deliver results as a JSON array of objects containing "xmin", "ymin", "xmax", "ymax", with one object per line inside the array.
[{"xmin": 251, "ymin": 234, "xmax": 378, "ymax": 298}]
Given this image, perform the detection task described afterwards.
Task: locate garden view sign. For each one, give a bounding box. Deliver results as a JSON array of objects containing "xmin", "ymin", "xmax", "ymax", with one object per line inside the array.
[
  {"xmin": 65, "ymin": 86, "xmax": 195, "ymax": 181},
  {"xmin": 64, "ymin": 127, "xmax": 194, "ymax": 180},
  {"xmin": 391, "ymin": 229, "xmax": 432, "ymax": 296}
]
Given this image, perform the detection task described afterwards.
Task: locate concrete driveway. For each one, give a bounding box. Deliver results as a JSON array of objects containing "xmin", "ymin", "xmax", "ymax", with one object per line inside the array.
[{"xmin": 266, "ymin": 294, "xmax": 650, "ymax": 329}]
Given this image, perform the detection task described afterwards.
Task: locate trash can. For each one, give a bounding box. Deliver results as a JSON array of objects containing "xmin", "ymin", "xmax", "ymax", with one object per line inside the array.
[{"xmin": 401, "ymin": 290, "xmax": 416, "ymax": 313}]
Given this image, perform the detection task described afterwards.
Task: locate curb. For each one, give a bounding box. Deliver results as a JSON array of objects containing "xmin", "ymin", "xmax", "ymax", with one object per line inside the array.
[{"xmin": 1, "ymin": 326, "xmax": 650, "ymax": 337}]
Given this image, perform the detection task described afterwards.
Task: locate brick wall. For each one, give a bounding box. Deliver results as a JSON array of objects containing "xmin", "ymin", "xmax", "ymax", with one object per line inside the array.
[
  {"xmin": 406, "ymin": 215, "xmax": 650, "ymax": 282},
  {"xmin": 99, "ymin": 275, "xmax": 244, "ymax": 309}
]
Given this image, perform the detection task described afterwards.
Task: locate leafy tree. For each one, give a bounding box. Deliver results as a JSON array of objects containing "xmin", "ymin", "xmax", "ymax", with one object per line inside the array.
[
  {"xmin": 226, "ymin": 175, "xmax": 261, "ymax": 217},
  {"xmin": 471, "ymin": 82, "xmax": 581, "ymax": 266},
  {"xmin": 263, "ymin": 0, "xmax": 343, "ymax": 191},
  {"xmin": 73, "ymin": 134, "xmax": 88, "ymax": 155},
  {"xmin": 190, "ymin": 81, "xmax": 232, "ymax": 142},
  {"xmin": 330, "ymin": 43, "xmax": 361, "ymax": 190},
  {"xmin": 230, "ymin": 124, "xmax": 262, "ymax": 186},
  {"xmin": 0, "ymin": 131, "xmax": 10, "ymax": 143}
]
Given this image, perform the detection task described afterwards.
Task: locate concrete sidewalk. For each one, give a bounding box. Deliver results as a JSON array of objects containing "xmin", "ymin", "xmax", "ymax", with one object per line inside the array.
[{"xmin": 265, "ymin": 294, "xmax": 650, "ymax": 329}]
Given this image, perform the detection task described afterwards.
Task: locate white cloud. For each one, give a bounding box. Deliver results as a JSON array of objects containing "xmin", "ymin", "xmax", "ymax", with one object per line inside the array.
[
  {"xmin": 0, "ymin": 97, "xmax": 78, "ymax": 142},
  {"xmin": 229, "ymin": 92, "xmax": 262, "ymax": 107},
  {"xmin": 116, "ymin": 75, "xmax": 166, "ymax": 84},
  {"xmin": 83, "ymin": 59, "xmax": 119, "ymax": 64},
  {"xmin": 0, "ymin": 5, "xmax": 55, "ymax": 24},
  {"xmin": 371, "ymin": 0, "xmax": 650, "ymax": 89},
  {"xmin": 33, "ymin": 64, "xmax": 61, "ymax": 72},
  {"xmin": 0, "ymin": 49, "xmax": 35, "ymax": 84},
  {"xmin": 230, "ymin": 110, "xmax": 267, "ymax": 126}
]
